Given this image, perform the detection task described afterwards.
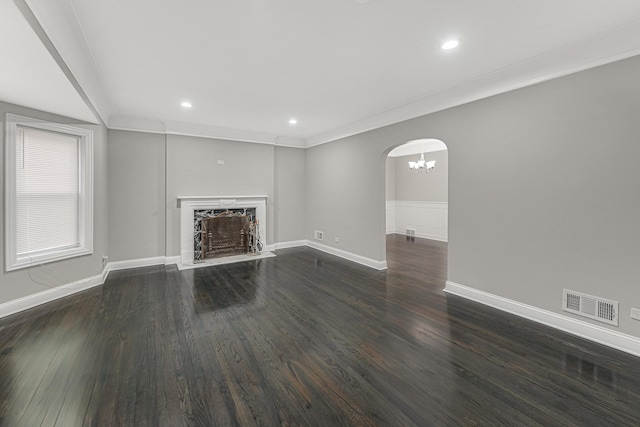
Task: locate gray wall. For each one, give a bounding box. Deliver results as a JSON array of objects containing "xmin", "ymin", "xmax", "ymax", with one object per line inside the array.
[
  {"xmin": 391, "ymin": 150, "xmax": 448, "ymax": 202},
  {"xmin": 385, "ymin": 157, "xmax": 396, "ymax": 200},
  {"xmin": 306, "ymin": 137, "xmax": 382, "ymax": 257},
  {"xmin": 306, "ymin": 54, "xmax": 640, "ymax": 337},
  {"xmin": 108, "ymin": 130, "xmax": 166, "ymax": 262},
  {"xmin": 165, "ymin": 134, "xmax": 276, "ymax": 256},
  {"xmin": 107, "ymin": 132, "xmax": 306, "ymax": 261},
  {"xmin": 274, "ymin": 146, "xmax": 306, "ymax": 243},
  {"xmin": 0, "ymin": 101, "xmax": 108, "ymax": 304}
]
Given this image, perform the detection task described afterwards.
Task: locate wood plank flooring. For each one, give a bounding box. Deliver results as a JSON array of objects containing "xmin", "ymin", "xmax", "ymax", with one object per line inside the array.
[{"xmin": 0, "ymin": 234, "xmax": 639, "ymax": 426}]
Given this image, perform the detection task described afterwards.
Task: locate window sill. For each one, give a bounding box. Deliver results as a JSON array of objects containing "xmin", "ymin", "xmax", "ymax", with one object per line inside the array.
[{"xmin": 7, "ymin": 247, "xmax": 93, "ymax": 272}]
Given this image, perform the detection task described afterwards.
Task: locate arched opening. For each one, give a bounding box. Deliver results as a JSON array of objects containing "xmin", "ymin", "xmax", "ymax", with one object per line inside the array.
[{"xmin": 383, "ymin": 138, "xmax": 448, "ymax": 277}]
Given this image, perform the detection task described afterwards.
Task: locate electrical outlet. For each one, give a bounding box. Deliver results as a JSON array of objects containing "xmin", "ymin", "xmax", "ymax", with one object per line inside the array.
[
  {"xmin": 314, "ymin": 230, "xmax": 323, "ymax": 241},
  {"xmin": 334, "ymin": 237, "xmax": 340, "ymax": 243},
  {"xmin": 102, "ymin": 255, "xmax": 108, "ymax": 267},
  {"xmin": 631, "ymin": 308, "xmax": 640, "ymax": 321}
]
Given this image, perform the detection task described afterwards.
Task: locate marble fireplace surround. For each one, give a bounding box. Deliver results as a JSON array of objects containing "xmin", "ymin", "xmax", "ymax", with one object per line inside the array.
[{"xmin": 178, "ymin": 195, "xmax": 272, "ymax": 269}]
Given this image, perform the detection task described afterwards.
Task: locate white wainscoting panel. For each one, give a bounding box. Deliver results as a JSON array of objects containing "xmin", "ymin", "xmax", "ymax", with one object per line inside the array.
[
  {"xmin": 386, "ymin": 200, "xmax": 448, "ymax": 242},
  {"xmin": 385, "ymin": 200, "xmax": 396, "ymax": 234}
]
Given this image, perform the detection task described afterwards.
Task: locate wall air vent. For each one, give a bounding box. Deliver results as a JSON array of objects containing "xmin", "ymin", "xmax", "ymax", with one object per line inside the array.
[
  {"xmin": 562, "ymin": 289, "xmax": 618, "ymax": 326},
  {"xmin": 406, "ymin": 228, "xmax": 416, "ymax": 237}
]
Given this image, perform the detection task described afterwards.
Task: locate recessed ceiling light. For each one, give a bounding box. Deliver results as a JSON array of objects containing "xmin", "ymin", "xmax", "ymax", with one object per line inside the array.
[
  {"xmin": 181, "ymin": 101, "xmax": 192, "ymax": 108},
  {"xmin": 289, "ymin": 118, "xmax": 298, "ymax": 125},
  {"xmin": 441, "ymin": 40, "xmax": 460, "ymax": 50}
]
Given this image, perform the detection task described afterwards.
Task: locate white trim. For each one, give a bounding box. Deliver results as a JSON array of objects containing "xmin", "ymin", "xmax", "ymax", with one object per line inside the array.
[
  {"xmin": 0, "ymin": 268, "xmax": 105, "ymax": 319},
  {"xmin": 393, "ymin": 200, "xmax": 448, "ymax": 205},
  {"xmin": 107, "ymin": 256, "xmax": 166, "ymax": 272},
  {"xmin": 273, "ymin": 240, "xmax": 307, "ymax": 250},
  {"xmin": 165, "ymin": 256, "xmax": 180, "ymax": 265},
  {"xmin": 305, "ymin": 240, "xmax": 387, "ymax": 270},
  {"xmin": 4, "ymin": 113, "xmax": 94, "ymax": 271},
  {"xmin": 177, "ymin": 195, "xmax": 269, "ymax": 203},
  {"xmin": 389, "ymin": 231, "xmax": 448, "ymax": 243},
  {"xmin": 386, "ymin": 230, "xmax": 448, "ymax": 242},
  {"xmin": 109, "ymin": 125, "xmax": 167, "ymax": 135},
  {"xmin": 388, "ymin": 200, "xmax": 448, "ymax": 243},
  {"xmin": 444, "ymin": 281, "xmax": 640, "ymax": 358},
  {"xmin": 273, "ymin": 136, "xmax": 307, "ymax": 149},
  {"xmin": 165, "ymin": 131, "xmax": 273, "ymax": 146},
  {"xmin": 108, "ymin": 118, "xmax": 307, "ymax": 148},
  {"xmin": 387, "ymin": 139, "xmax": 447, "ymax": 157}
]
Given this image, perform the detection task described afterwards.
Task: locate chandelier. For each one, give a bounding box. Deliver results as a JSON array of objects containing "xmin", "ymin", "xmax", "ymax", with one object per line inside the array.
[{"xmin": 408, "ymin": 151, "xmax": 436, "ymax": 173}]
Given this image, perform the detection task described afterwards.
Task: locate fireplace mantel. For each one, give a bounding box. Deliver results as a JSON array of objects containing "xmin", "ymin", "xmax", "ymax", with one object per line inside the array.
[
  {"xmin": 178, "ymin": 196, "xmax": 269, "ymax": 268},
  {"xmin": 177, "ymin": 195, "xmax": 269, "ymax": 206}
]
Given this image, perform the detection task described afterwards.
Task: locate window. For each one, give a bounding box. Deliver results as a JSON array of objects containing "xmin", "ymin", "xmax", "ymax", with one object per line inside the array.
[{"xmin": 5, "ymin": 114, "xmax": 93, "ymax": 271}]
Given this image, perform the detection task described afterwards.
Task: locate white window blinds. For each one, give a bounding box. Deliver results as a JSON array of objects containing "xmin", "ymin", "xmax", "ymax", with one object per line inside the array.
[
  {"xmin": 15, "ymin": 126, "xmax": 81, "ymax": 256},
  {"xmin": 5, "ymin": 113, "xmax": 93, "ymax": 271}
]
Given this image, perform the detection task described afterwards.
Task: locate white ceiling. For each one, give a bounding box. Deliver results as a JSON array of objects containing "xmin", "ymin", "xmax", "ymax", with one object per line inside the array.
[
  {"xmin": 0, "ymin": 0, "xmax": 96, "ymax": 123},
  {"xmin": 11, "ymin": 0, "xmax": 640, "ymax": 147}
]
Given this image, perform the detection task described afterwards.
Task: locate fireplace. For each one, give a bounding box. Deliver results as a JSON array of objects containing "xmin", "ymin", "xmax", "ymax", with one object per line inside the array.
[
  {"xmin": 178, "ymin": 196, "xmax": 270, "ymax": 268},
  {"xmin": 194, "ymin": 208, "xmax": 260, "ymax": 261}
]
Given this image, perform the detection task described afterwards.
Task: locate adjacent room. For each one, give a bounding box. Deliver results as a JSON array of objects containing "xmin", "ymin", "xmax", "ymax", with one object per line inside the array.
[{"xmin": 1, "ymin": 0, "xmax": 640, "ymax": 425}]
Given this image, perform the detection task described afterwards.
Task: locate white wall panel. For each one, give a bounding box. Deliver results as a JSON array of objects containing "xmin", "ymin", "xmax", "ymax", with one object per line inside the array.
[{"xmin": 386, "ymin": 201, "xmax": 448, "ymax": 242}]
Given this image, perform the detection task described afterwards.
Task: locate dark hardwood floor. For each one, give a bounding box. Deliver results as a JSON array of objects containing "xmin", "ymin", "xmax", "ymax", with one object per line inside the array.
[{"xmin": 1, "ymin": 235, "xmax": 639, "ymax": 426}]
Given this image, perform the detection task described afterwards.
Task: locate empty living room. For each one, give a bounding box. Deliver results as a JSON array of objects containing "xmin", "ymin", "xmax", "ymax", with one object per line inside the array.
[{"xmin": 1, "ymin": 0, "xmax": 640, "ymax": 425}]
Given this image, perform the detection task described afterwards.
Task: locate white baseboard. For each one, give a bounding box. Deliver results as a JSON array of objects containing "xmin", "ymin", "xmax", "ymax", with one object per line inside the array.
[
  {"xmin": 165, "ymin": 256, "xmax": 181, "ymax": 265},
  {"xmin": 391, "ymin": 230, "xmax": 448, "ymax": 242},
  {"xmin": 306, "ymin": 240, "xmax": 387, "ymax": 270},
  {"xmin": 107, "ymin": 256, "xmax": 167, "ymax": 271},
  {"xmin": 0, "ymin": 269, "xmax": 107, "ymax": 319},
  {"xmin": 417, "ymin": 233, "xmax": 447, "ymax": 242},
  {"xmin": 273, "ymin": 240, "xmax": 307, "ymax": 250},
  {"xmin": 444, "ymin": 281, "xmax": 640, "ymax": 358}
]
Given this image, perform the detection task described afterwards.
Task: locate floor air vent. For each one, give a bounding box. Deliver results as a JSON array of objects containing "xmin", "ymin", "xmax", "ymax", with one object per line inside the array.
[{"xmin": 562, "ymin": 289, "xmax": 618, "ymax": 326}]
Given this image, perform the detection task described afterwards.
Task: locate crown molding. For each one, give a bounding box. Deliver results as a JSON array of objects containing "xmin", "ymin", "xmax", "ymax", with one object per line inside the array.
[
  {"xmin": 306, "ymin": 20, "xmax": 640, "ymax": 147},
  {"xmin": 108, "ymin": 116, "xmax": 307, "ymax": 148},
  {"xmin": 22, "ymin": 1, "xmax": 640, "ymax": 150},
  {"xmin": 273, "ymin": 136, "xmax": 307, "ymax": 149},
  {"xmin": 108, "ymin": 115, "xmax": 167, "ymax": 134},
  {"xmin": 164, "ymin": 120, "xmax": 278, "ymax": 145}
]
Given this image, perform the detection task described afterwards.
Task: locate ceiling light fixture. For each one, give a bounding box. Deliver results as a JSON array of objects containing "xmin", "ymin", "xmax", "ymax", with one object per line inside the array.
[
  {"xmin": 408, "ymin": 145, "xmax": 436, "ymax": 173},
  {"xmin": 441, "ymin": 40, "xmax": 460, "ymax": 50},
  {"xmin": 181, "ymin": 101, "xmax": 192, "ymax": 108},
  {"xmin": 289, "ymin": 118, "xmax": 298, "ymax": 125}
]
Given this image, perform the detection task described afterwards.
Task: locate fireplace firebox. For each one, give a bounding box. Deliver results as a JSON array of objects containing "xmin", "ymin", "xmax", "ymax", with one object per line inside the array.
[
  {"xmin": 178, "ymin": 196, "xmax": 269, "ymax": 269},
  {"xmin": 194, "ymin": 208, "xmax": 259, "ymax": 261}
]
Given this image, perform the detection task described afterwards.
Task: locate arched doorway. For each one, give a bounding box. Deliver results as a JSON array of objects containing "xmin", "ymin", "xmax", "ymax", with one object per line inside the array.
[{"xmin": 384, "ymin": 138, "xmax": 448, "ymax": 272}]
